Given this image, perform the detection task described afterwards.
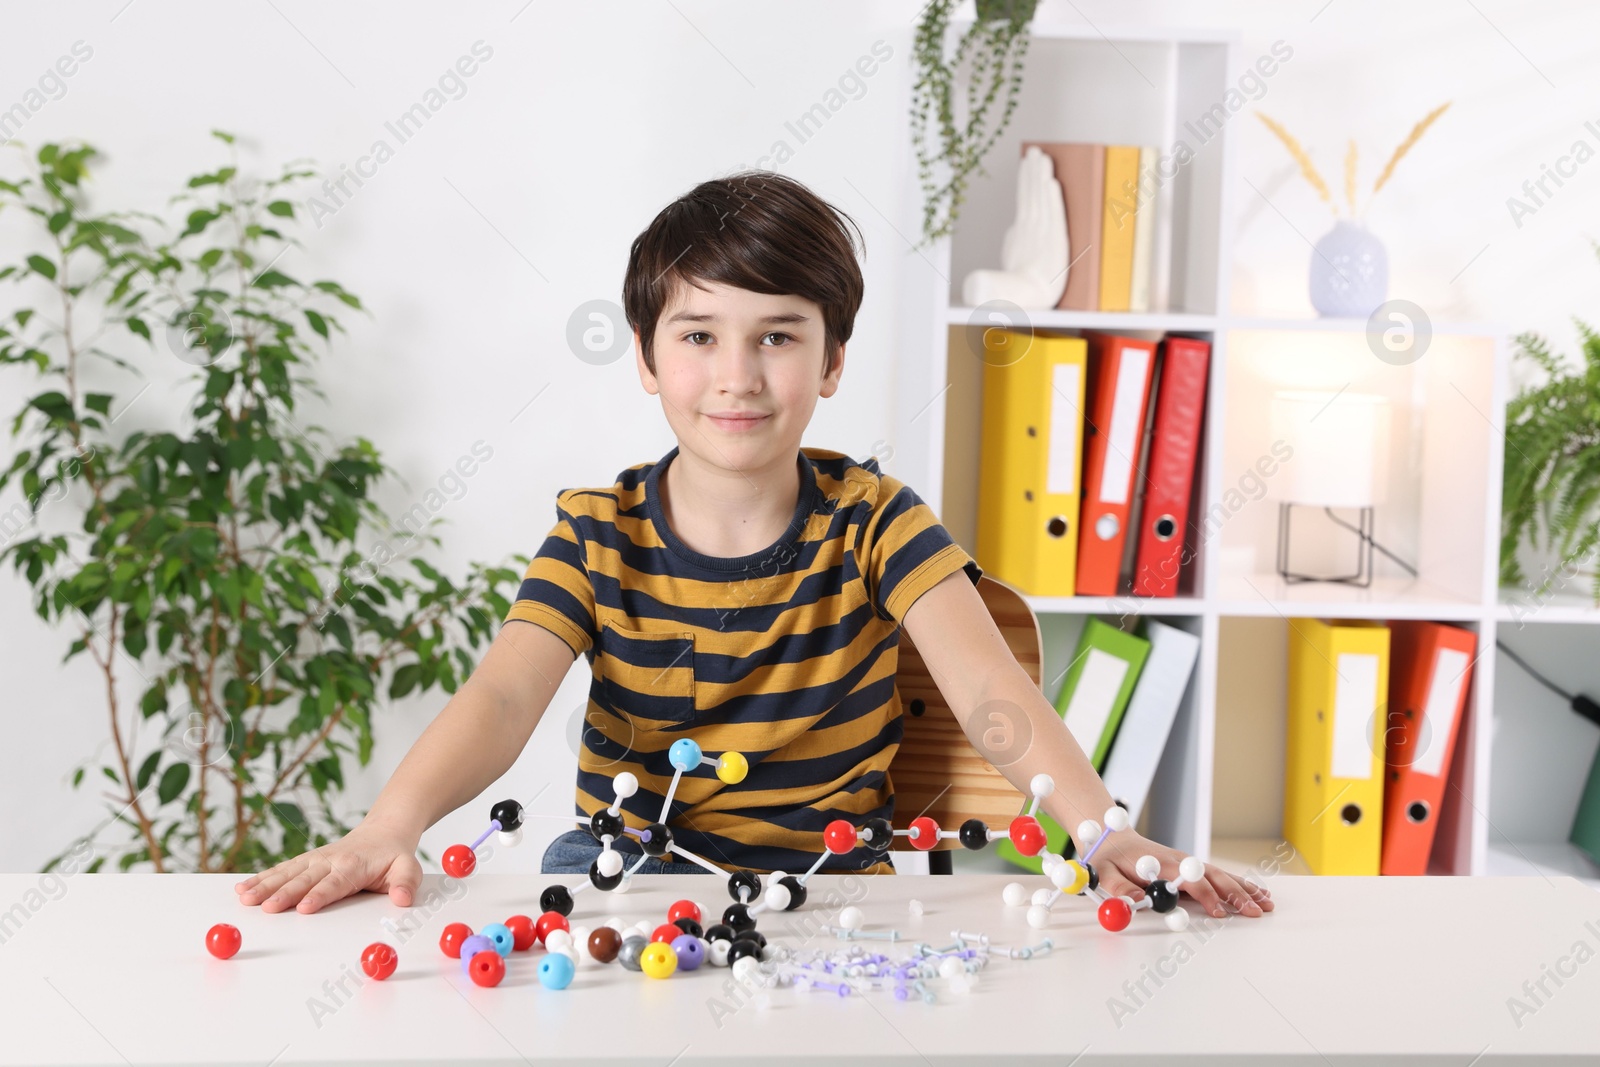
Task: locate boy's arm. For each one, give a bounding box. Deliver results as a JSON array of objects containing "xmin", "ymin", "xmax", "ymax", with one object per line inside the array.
[
  {"xmin": 900, "ymin": 573, "xmax": 1271, "ymax": 919},
  {"xmin": 365, "ymin": 619, "xmax": 577, "ymax": 839}
]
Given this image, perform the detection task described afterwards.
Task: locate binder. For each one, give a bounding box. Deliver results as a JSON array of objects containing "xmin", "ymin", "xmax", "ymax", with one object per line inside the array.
[
  {"xmin": 975, "ymin": 331, "xmax": 1088, "ymax": 597},
  {"xmin": 1131, "ymin": 336, "xmax": 1211, "ymax": 598},
  {"xmin": 1098, "ymin": 146, "xmax": 1141, "ymax": 312},
  {"xmin": 1075, "ymin": 333, "xmax": 1157, "ymax": 596},
  {"xmin": 1380, "ymin": 621, "xmax": 1476, "ymax": 876},
  {"xmin": 1101, "ymin": 620, "xmax": 1201, "ymax": 824},
  {"xmin": 1128, "ymin": 146, "xmax": 1158, "ymax": 313},
  {"xmin": 996, "ymin": 617, "xmax": 1151, "ymax": 874},
  {"xmin": 1285, "ymin": 618, "xmax": 1390, "ymax": 875}
]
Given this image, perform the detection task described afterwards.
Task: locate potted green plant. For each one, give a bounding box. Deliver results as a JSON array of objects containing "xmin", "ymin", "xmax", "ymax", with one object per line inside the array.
[
  {"xmin": 1500, "ymin": 252, "xmax": 1600, "ymax": 604},
  {"xmin": 0, "ymin": 133, "xmax": 524, "ymax": 874},
  {"xmin": 910, "ymin": 0, "xmax": 1037, "ymax": 249}
]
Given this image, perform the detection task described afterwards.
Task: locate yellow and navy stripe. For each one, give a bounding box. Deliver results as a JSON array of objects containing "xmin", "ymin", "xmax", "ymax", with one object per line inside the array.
[{"xmin": 504, "ymin": 447, "xmax": 978, "ymax": 875}]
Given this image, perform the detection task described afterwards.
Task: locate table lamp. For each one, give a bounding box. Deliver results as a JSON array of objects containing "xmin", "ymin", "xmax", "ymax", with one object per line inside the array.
[{"xmin": 1267, "ymin": 390, "xmax": 1393, "ymax": 587}]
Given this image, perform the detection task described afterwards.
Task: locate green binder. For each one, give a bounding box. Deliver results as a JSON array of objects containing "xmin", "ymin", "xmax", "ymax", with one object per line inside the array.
[
  {"xmin": 997, "ymin": 617, "xmax": 1151, "ymax": 873},
  {"xmin": 1572, "ymin": 747, "xmax": 1600, "ymax": 867}
]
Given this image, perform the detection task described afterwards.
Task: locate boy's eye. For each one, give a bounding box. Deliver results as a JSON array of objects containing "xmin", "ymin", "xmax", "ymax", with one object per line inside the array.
[{"xmin": 682, "ymin": 331, "xmax": 794, "ymax": 347}]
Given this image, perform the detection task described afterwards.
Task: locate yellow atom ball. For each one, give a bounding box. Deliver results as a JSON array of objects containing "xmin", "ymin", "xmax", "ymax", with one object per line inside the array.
[
  {"xmin": 1062, "ymin": 860, "xmax": 1090, "ymax": 896},
  {"xmin": 639, "ymin": 941, "xmax": 678, "ymax": 979},
  {"xmin": 716, "ymin": 751, "xmax": 748, "ymax": 785}
]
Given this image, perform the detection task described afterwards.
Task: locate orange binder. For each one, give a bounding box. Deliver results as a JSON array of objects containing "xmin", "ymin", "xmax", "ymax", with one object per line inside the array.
[
  {"xmin": 1075, "ymin": 333, "xmax": 1157, "ymax": 596},
  {"xmin": 1131, "ymin": 337, "xmax": 1210, "ymax": 598},
  {"xmin": 1381, "ymin": 621, "xmax": 1477, "ymax": 875}
]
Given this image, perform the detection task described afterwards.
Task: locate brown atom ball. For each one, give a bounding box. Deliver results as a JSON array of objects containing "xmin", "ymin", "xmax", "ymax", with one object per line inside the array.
[{"xmin": 587, "ymin": 926, "xmax": 622, "ymax": 963}]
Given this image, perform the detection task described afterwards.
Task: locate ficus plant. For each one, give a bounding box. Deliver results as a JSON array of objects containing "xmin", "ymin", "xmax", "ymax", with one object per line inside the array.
[{"xmin": 0, "ymin": 132, "xmax": 524, "ymax": 875}]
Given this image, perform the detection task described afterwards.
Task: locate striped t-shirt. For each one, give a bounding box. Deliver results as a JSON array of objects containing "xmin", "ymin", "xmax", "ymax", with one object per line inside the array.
[{"xmin": 503, "ymin": 446, "xmax": 978, "ymax": 876}]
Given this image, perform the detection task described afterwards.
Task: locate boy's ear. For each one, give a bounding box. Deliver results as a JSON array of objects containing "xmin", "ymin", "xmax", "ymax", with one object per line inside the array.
[
  {"xmin": 820, "ymin": 342, "xmax": 845, "ymax": 399},
  {"xmin": 634, "ymin": 328, "xmax": 660, "ymax": 395}
]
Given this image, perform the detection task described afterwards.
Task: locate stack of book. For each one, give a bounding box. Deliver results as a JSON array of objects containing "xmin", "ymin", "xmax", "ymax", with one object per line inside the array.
[{"xmin": 1020, "ymin": 142, "xmax": 1167, "ymax": 313}]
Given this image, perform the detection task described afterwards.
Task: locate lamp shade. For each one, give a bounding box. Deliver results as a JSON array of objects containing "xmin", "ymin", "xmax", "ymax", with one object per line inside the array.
[{"xmin": 1267, "ymin": 390, "xmax": 1391, "ymax": 507}]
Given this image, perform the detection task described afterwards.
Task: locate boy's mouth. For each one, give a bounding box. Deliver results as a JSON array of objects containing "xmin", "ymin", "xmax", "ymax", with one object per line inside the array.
[{"xmin": 703, "ymin": 411, "xmax": 771, "ymax": 432}]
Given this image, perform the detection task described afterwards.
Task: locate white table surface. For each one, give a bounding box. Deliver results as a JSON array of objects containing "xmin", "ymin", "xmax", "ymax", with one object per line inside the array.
[{"xmin": 1, "ymin": 871, "xmax": 1597, "ymax": 1065}]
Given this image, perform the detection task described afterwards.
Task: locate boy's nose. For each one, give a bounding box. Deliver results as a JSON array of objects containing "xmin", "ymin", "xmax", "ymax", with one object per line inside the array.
[{"xmin": 713, "ymin": 348, "xmax": 763, "ymax": 393}]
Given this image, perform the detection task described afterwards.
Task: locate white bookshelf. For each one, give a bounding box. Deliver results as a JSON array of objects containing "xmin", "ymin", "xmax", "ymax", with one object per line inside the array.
[{"xmin": 895, "ymin": 19, "xmax": 1600, "ymax": 888}]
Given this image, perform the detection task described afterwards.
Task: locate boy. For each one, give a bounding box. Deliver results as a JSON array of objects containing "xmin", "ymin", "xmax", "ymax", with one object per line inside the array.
[{"xmin": 236, "ymin": 172, "xmax": 1271, "ymax": 921}]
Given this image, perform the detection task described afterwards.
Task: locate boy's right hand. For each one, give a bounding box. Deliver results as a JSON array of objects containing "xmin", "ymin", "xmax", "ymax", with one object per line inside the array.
[{"xmin": 234, "ymin": 819, "xmax": 424, "ymax": 915}]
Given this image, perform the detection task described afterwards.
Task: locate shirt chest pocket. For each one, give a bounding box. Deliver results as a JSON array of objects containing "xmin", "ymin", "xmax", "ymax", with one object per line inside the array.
[{"xmin": 598, "ymin": 620, "xmax": 697, "ymax": 731}]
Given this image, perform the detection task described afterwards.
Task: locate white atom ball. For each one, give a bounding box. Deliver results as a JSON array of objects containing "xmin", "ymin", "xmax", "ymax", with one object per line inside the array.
[
  {"xmin": 1026, "ymin": 905, "xmax": 1050, "ymax": 930},
  {"xmin": 496, "ymin": 827, "xmax": 523, "ymax": 848},
  {"xmin": 1178, "ymin": 856, "xmax": 1205, "ymax": 883},
  {"xmin": 570, "ymin": 927, "xmax": 591, "ymax": 963},
  {"xmin": 1076, "ymin": 820, "xmax": 1101, "ymax": 843},
  {"xmin": 1031, "ymin": 888, "xmax": 1053, "ymax": 907},
  {"xmin": 938, "ymin": 957, "xmax": 963, "ymax": 980},
  {"xmin": 613, "ymin": 772, "xmax": 638, "ymax": 798},
  {"xmin": 732, "ymin": 956, "xmax": 761, "ymax": 985},
  {"xmin": 1048, "ymin": 864, "xmax": 1074, "ymax": 889},
  {"xmin": 764, "ymin": 883, "xmax": 792, "ymax": 911},
  {"xmin": 598, "ymin": 850, "xmax": 623, "ymax": 878},
  {"xmin": 839, "ymin": 905, "xmax": 865, "ymax": 931},
  {"xmin": 709, "ymin": 939, "xmax": 732, "ymax": 967},
  {"xmin": 1165, "ymin": 910, "xmax": 1190, "ymax": 933},
  {"xmin": 1030, "ymin": 774, "xmax": 1055, "ymax": 799},
  {"xmin": 1103, "ymin": 807, "xmax": 1131, "ymax": 833},
  {"xmin": 1002, "ymin": 882, "xmax": 1027, "ymax": 907},
  {"xmin": 545, "ymin": 929, "xmax": 573, "ymax": 952},
  {"xmin": 1135, "ymin": 855, "xmax": 1162, "ymax": 882}
]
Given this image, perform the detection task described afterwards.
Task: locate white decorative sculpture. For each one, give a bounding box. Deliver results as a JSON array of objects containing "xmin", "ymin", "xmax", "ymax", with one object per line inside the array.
[{"xmin": 960, "ymin": 145, "xmax": 1069, "ymax": 310}]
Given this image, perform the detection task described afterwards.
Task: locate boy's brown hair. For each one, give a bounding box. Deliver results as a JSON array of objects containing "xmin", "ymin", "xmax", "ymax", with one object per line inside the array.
[{"xmin": 623, "ymin": 170, "xmax": 865, "ymax": 375}]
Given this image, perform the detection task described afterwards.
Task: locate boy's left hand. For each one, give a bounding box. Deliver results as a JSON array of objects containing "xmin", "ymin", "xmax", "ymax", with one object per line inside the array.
[{"xmin": 1082, "ymin": 829, "xmax": 1274, "ymax": 919}]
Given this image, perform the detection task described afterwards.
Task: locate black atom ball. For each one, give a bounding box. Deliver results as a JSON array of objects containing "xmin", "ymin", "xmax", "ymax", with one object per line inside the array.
[
  {"xmin": 1083, "ymin": 862, "xmax": 1099, "ymax": 893},
  {"xmin": 642, "ymin": 822, "xmax": 673, "ymax": 858},
  {"xmin": 726, "ymin": 939, "xmax": 761, "ymax": 965},
  {"xmin": 722, "ymin": 902, "xmax": 756, "ymax": 933},
  {"xmin": 959, "ymin": 819, "xmax": 989, "ymax": 850},
  {"xmin": 673, "ymin": 917, "xmax": 704, "ymax": 939},
  {"xmin": 726, "ymin": 869, "xmax": 761, "ymax": 903},
  {"xmin": 778, "ymin": 875, "xmax": 807, "ymax": 911},
  {"xmin": 704, "ymin": 923, "xmax": 735, "ymax": 943},
  {"xmin": 589, "ymin": 809, "xmax": 624, "ymax": 842},
  {"xmin": 539, "ymin": 884, "xmax": 574, "ymax": 917},
  {"xmin": 490, "ymin": 798, "xmax": 524, "ymax": 832},
  {"xmin": 732, "ymin": 929, "xmax": 766, "ymax": 950},
  {"xmin": 862, "ymin": 817, "xmax": 894, "ymax": 852},
  {"xmin": 1148, "ymin": 880, "xmax": 1178, "ymax": 913},
  {"xmin": 587, "ymin": 860, "xmax": 623, "ymax": 892}
]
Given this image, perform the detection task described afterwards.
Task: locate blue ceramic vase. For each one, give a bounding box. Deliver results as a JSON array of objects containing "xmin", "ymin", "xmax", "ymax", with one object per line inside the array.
[{"xmin": 1309, "ymin": 220, "xmax": 1387, "ymax": 318}]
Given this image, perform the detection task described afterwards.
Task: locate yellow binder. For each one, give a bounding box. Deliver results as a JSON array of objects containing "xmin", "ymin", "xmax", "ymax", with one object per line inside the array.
[
  {"xmin": 975, "ymin": 330, "xmax": 1087, "ymax": 597},
  {"xmin": 1284, "ymin": 618, "xmax": 1390, "ymax": 875},
  {"xmin": 1097, "ymin": 145, "xmax": 1141, "ymax": 312}
]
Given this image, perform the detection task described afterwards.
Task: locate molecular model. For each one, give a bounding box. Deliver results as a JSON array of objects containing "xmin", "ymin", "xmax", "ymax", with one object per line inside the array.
[{"xmin": 997, "ymin": 797, "xmax": 1208, "ymax": 934}]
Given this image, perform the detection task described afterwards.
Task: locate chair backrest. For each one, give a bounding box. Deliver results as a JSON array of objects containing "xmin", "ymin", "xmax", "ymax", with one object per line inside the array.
[{"xmin": 889, "ymin": 575, "xmax": 1044, "ymax": 851}]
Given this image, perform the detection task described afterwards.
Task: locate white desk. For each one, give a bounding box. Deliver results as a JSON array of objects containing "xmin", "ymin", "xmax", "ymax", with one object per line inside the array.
[{"xmin": 1, "ymin": 871, "xmax": 1596, "ymax": 1065}]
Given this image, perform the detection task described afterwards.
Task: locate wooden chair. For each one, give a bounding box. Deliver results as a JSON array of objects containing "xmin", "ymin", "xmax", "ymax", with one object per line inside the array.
[{"xmin": 889, "ymin": 575, "xmax": 1044, "ymax": 873}]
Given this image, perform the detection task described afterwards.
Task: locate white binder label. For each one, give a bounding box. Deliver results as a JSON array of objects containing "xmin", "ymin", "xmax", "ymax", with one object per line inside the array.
[
  {"xmin": 1047, "ymin": 363, "xmax": 1081, "ymax": 495},
  {"xmin": 1332, "ymin": 652, "xmax": 1379, "ymax": 780},
  {"xmin": 1098, "ymin": 347, "xmax": 1150, "ymax": 505},
  {"xmin": 1063, "ymin": 648, "xmax": 1129, "ymax": 755},
  {"xmin": 1414, "ymin": 648, "xmax": 1469, "ymax": 778}
]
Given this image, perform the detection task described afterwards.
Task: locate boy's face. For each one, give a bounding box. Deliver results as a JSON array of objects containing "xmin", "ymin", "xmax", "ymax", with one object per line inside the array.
[{"xmin": 636, "ymin": 279, "xmax": 844, "ymax": 478}]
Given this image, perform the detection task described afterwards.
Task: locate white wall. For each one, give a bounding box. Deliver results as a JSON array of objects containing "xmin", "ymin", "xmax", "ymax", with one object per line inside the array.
[{"xmin": 3, "ymin": 0, "xmax": 1597, "ymax": 874}]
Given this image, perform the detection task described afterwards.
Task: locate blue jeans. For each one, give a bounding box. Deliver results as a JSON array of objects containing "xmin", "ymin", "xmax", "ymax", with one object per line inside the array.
[{"xmin": 540, "ymin": 828, "xmax": 708, "ymax": 876}]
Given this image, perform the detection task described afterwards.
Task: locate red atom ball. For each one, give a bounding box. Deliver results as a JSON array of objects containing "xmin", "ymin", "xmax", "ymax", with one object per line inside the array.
[
  {"xmin": 206, "ymin": 923, "xmax": 241, "ymax": 960},
  {"xmin": 1098, "ymin": 896, "xmax": 1133, "ymax": 932},
  {"xmin": 823, "ymin": 819, "xmax": 858, "ymax": 855},
  {"xmin": 1009, "ymin": 815, "xmax": 1046, "ymax": 857},
  {"xmin": 535, "ymin": 910, "xmax": 571, "ymax": 946},
  {"xmin": 441, "ymin": 844, "xmax": 476, "ymax": 879},
  {"xmin": 505, "ymin": 914, "xmax": 538, "ymax": 952},
  {"xmin": 361, "ymin": 942, "xmax": 398, "ymax": 980},
  {"xmin": 468, "ymin": 949, "xmax": 505, "ymax": 987},
  {"xmin": 439, "ymin": 922, "xmax": 472, "ymax": 959},
  {"xmin": 908, "ymin": 816, "xmax": 940, "ymax": 851},
  {"xmin": 667, "ymin": 899, "xmax": 701, "ymax": 926},
  {"xmin": 652, "ymin": 922, "xmax": 685, "ymax": 944}
]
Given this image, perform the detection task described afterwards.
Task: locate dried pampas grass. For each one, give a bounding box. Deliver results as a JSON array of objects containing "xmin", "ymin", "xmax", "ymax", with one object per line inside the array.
[{"xmin": 1257, "ymin": 103, "xmax": 1450, "ymax": 216}]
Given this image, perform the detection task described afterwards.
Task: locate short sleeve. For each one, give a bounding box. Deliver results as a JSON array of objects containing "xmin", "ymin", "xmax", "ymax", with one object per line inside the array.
[
  {"xmin": 502, "ymin": 510, "xmax": 598, "ymax": 656},
  {"xmin": 861, "ymin": 477, "xmax": 981, "ymax": 623}
]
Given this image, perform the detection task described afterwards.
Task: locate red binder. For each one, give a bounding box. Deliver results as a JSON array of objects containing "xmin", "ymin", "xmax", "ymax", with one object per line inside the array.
[
  {"xmin": 1075, "ymin": 333, "xmax": 1157, "ymax": 596},
  {"xmin": 1131, "ymin": 337, "xmax": 1210, "ymax": 598},
  {"xmin": 1380, "ymin": 620, "xmax": 1477, "ymax": 876}
]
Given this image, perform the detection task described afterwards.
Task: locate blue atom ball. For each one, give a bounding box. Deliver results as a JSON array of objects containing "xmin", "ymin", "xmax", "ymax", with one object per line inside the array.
[
  {"xmin": 479, "ymin": 922, "xmax": 514, "ymax": 957},
  {"xmin": 538, "ymin": 952, "xmax": 576, "ymax": 990},
  {"xmin": 668, "ymin": 738, "xmax": 702, "ymax": 773}
]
